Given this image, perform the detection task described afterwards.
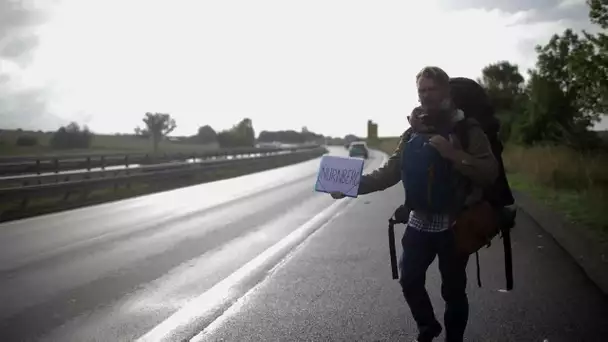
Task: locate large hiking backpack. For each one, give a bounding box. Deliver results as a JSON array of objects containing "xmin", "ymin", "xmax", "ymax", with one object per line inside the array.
[
  {"xmin": 449, "ymin": 77, "xmax": 516, "ymax": 290},
  {"xmin": 449, "ymin": 77, "xmax": 514, "ymax": 207}
]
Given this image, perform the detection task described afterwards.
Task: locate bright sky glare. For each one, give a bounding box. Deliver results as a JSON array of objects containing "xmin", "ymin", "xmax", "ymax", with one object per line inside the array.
[{"xmin": 4, "ymin": 0, "xmax": 604, "ymax": 137}]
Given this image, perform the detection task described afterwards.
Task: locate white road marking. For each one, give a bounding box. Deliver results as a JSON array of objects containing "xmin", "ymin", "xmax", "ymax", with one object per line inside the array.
[
  {"xmin": 135, "ymin": 198, "xmax": 353, "ymax": 342},
  {"xmin": 188, "ymin": 206, "xmax": 348, "ymax": 342}
]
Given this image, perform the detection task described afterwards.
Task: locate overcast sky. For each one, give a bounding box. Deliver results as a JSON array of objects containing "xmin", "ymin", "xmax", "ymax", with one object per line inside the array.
[{"xmin": 0, "ymin": 0, "xmax": 605, "ymax": 137}]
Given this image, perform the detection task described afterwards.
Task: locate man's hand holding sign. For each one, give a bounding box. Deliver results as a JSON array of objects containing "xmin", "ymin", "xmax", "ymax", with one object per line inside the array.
[
  {"xmin": 330, "ymin": 192, "xmax": 346, "ymax": 199},
  {"xmin": 314, "ymin": 155, "xmax": 364, "ymax": 199}
]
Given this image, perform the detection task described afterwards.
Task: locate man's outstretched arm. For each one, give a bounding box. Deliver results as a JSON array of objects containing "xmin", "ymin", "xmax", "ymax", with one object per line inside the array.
[{"xmin": 357, "ymin": 132, "xmax": 407, "ymax": 195}]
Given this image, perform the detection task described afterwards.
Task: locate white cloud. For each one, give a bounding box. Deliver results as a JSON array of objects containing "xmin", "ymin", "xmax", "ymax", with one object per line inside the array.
[
  {"xmin": 4, "ymin": 0, "xmax": 589, "ymax": 137},
  {"xmin": 558, "ymin": 0, "xmax": 587, "ymax": 10}
]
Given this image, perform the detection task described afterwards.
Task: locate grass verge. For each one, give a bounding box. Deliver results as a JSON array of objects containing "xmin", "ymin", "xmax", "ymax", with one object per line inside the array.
[
  {"xmin": 503, "ymin": 144, "xmax": 608, "ymax": 245},
  {"xmin": 507, "ymin": 173, "xmax": 608, "ymax": 245}
]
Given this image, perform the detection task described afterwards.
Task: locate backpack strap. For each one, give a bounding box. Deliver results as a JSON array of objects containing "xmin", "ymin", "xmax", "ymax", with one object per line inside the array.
[
  {"xmin": 453, "ymin": 118, "xmax": 484, "ymax": 288},
  {"xmin": 452, "ymin": 117, "xmax": 478, "ymax": 152},
  {"xmin": 451, "ymin": 118, "xmax": 476, "ymax": 198},
  {"xmin": 476, "ymin": 251, "xmax": 482, "ymax": 287}
]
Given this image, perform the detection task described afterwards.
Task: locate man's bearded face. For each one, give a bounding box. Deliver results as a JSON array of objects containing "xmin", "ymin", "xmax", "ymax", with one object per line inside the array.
[{"xmin": 417, "ymin": 76, "xmax": 450, "ymax": 114}]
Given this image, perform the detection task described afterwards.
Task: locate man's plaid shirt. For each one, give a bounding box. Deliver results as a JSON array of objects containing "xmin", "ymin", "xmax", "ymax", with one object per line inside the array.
[{"xmin": 407, "ymin": 210, "xmax": 452, "ymax": 232}]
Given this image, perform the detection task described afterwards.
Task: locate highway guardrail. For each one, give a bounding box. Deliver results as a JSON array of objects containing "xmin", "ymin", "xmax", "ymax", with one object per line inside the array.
[
  {"xmin": 0, "ymin": 146, "xmax": 327, "ymax": 215},
  {"xmin": 0, "ymin": 145, "xmax": 316, "ymax": 176},
  {"xmin": 0, "ymin": 148, "xmax": 298, "ymax": 188}
]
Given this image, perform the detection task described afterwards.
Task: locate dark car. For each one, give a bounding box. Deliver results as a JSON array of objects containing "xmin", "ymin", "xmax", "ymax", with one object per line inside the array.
[{"xmin": 348, "ymin": 142, "xmax": 369, "ymax": 159}]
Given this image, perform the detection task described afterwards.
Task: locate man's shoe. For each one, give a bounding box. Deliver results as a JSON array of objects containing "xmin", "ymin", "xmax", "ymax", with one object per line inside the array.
[{"xmin": 416, "ymin": 322, "xmax": 442, "ymax": 342}]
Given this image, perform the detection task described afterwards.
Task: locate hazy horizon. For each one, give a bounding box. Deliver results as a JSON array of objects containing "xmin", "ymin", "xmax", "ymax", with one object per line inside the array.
[{"xmin": 1, "ymin": 0, "xmax": 606, "ymax": 138}]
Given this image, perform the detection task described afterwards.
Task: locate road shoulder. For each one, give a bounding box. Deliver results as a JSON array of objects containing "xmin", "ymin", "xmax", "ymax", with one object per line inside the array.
[{"xmin": 514, "ymin": 190, "xmax": 608, "ymax": 295}]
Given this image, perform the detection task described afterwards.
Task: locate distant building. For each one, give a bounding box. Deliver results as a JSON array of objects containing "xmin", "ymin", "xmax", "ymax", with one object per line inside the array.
[{"xmin": 367, "ymin": 120, "xmax": 378, "ymax": 140}]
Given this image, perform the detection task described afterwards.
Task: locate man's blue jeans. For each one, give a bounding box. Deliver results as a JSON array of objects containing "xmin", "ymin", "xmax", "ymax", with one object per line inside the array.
[{"xmin": 399, "ymin": 226, "xmax": 470, "ymax": 342}]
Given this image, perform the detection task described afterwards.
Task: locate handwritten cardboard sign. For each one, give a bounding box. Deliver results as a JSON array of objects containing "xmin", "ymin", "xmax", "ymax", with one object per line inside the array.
[{"xmin": 315, "ymin": 155, "xmax": 364, "ymax": 198}]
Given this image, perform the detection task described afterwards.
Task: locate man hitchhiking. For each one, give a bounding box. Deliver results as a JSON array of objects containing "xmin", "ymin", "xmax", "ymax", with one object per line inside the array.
[{"xmin": 331, "ymin": 66, "xmax": 499, "ymax": 342}]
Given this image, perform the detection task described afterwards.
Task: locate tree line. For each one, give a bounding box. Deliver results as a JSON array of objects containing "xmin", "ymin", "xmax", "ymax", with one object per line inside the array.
[
  {"xmin": 134, "ymin": 116, "xmax": 342, "ymax": 150},
  {"xmin": 479, "ymin": 0, "xmax": 607, "ymax": 151},
  {"xmin": 9, "ymin": 113, "xmax": 349, "ymax": 153},
  {"xmin": 133, "ymin": 114, "xmax": 259, "ymax": 151}
]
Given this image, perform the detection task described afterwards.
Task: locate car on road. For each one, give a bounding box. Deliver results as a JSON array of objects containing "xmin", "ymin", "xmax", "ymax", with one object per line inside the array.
[{"xmin": 348, "ymin": 141, "xmax": 369, "ymax": 159}]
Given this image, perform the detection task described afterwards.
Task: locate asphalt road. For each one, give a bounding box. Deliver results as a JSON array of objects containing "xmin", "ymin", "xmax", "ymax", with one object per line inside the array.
[
  {"xmin": 1, "ymin": 146, "xmax": 607, "ymax": 341},
  {"xmin": 0, "ymin": 146, "xmax": 370, "ymax": 341}
]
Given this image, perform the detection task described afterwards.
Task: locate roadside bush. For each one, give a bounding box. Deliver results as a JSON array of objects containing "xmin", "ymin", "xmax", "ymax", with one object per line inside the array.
[
  {"xmin": 50, "ymin": 122, "xmax": 93, "ymax": 149},
  {"xmin": 16, "ymin": 135, "xmax": 38, "ymax": 146}
]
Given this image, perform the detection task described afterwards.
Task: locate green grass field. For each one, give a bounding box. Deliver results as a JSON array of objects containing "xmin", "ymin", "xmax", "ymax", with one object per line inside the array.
[
  {"xmin": 0, "ymin": 129, "xmax": 219, "ymax": 157},
  {"xmin": 506, "ymin": 173, "xmax": 607, "ymax": 246}
]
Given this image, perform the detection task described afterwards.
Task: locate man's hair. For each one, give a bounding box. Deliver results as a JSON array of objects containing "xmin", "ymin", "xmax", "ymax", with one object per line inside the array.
[{"xmin": 415, "ymin": 66, "xmax": 450, "ymax": 88}]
